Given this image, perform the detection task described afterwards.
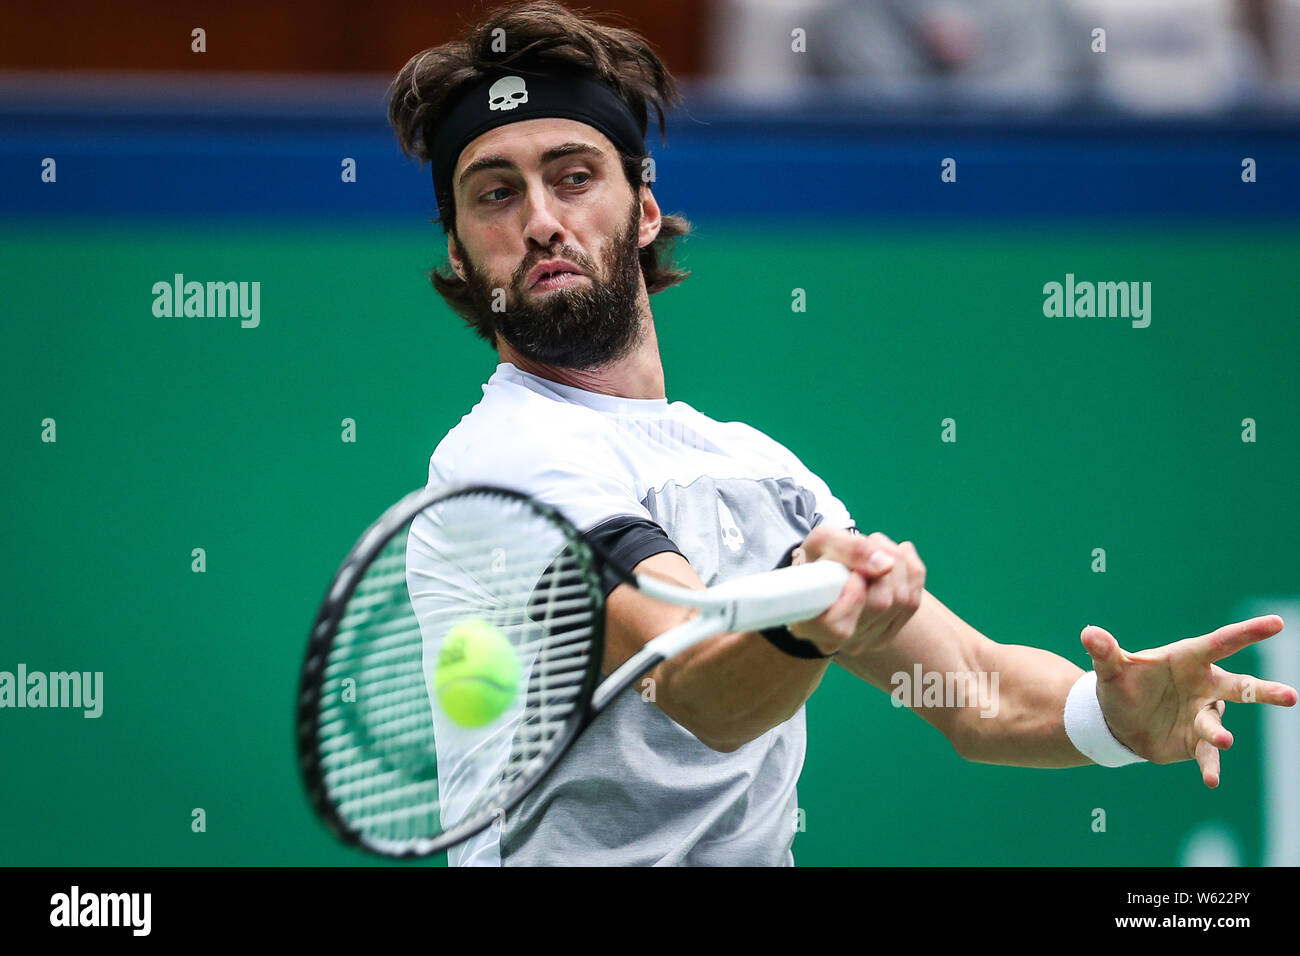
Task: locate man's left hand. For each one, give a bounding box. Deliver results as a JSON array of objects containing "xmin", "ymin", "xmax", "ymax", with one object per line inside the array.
[{"xmin": 1083, "ymin": 616, "xmax": 1298, "ymax": 787}]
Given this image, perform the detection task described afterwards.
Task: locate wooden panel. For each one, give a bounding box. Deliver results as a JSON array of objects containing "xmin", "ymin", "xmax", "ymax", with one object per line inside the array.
[{"xmin": 0, "ymin": 1, "xmax": 705, "ymax": 76}]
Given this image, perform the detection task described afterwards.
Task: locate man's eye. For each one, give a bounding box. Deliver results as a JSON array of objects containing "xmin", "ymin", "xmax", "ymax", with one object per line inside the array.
[{"xmin": 480, "ymin": 174, "xmax": 588, "ymax": 204}]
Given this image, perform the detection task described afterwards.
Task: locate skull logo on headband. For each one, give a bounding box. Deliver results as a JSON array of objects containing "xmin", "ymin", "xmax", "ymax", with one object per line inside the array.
[{"xmin": 488, "ymin": 76, "xmax": 529, "ymax": 112}]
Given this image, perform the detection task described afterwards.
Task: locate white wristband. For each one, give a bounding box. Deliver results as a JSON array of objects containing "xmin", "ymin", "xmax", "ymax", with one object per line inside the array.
[{"xmin": 1063, "ymin": 670, "xmax": 1147, "ymax": 767}]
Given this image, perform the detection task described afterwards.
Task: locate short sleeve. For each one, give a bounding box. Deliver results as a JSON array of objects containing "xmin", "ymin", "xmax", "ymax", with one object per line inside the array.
[
  {"xmin": 730, "ymin": 422, "xmax": 856, "ymax": 533},
  {"xmin": 796, "ymin": 463, "xmax": 855, "ymax": 532},
  {"xmin": 584, "ymin": 515, "xmax": 684, "ymax": 595},
  {"xmin": 428, "ymin": 401, "xmax": 653, "ymax": 535}
]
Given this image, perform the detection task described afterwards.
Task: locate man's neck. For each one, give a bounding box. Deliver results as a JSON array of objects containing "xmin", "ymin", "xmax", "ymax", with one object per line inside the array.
[{"xmin": 497, "ymin": 319, "xmax": 666, "ymax": 400}]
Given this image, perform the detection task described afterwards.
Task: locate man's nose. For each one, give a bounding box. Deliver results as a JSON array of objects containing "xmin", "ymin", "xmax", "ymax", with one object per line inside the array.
[{"xmin": 520, "ymin": 185, "xmax": 567, "ymax": 248}]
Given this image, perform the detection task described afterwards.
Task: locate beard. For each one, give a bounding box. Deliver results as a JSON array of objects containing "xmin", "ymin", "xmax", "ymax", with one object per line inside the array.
[{"xmin": 459, "ymin": 199, "xmax": 645, "ymax": 370}]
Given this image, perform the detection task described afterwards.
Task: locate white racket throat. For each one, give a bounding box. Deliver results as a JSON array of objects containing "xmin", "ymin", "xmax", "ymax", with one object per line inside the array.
[
  {"xmin": 593, "ymin": 560, "xmax": 850, "ymax": 711},
  {"xmin": 634, "ymin": 559, "xmax": 850, "ymax": 633}
]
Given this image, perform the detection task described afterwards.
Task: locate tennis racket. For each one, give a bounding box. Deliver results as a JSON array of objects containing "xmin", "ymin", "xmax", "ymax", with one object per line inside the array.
[{"xmin": 296, "ymin": 483, "xmax": 848, "ymax": 859}]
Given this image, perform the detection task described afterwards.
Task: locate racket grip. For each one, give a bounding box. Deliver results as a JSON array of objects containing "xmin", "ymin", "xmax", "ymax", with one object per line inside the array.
[{"xmin": 715, "ymin": 560, "xmax": 851, "ymax": 633}]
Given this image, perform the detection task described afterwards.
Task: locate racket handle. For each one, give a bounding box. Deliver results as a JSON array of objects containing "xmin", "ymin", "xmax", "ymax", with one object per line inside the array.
[{"xmin": 713, "ymin": 559, "xmax": 851, "ymax": 633}]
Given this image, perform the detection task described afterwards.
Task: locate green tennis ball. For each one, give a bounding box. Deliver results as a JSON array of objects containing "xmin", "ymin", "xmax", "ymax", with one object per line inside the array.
[{"xmin": 434, "ymin": 618, "xmax": 519, "ymax": 728}]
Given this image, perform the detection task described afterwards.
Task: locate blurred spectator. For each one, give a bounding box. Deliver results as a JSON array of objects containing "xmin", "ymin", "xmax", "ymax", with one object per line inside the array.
[
  {"xmin": 709, "ymin": 0, "xmax": 1095, "ymax": 106},
  {"xmin": 708, "ymin": 0, "xmax": 1299, "ymax": 111},
  {"xmin": 1067, "ymin": 0, "xmax": 1268, "ymax": 112},
  {"xmin": 807, "ymin": 0, "xmax": 1093, "ymax": 103},
  {"xmin": 1276, "ymin": 0, "xmax": 1300, "ymax": 87}
]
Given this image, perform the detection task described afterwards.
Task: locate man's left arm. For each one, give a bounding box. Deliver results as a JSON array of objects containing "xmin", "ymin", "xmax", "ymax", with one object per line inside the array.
[
  {"xmin": 834, "ymin": 588, "xmax": 1092, "ymax": 768},
  {"xmin": 826, "ymin": 532, "xmax": 1299, "ymax": 786}
]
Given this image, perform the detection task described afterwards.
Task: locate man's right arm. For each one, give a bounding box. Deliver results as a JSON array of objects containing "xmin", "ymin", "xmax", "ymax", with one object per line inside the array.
[
  {"xmin": 604, "ymin": 551, "xmax": 831, "ymax": 752},
  {"xmin": 605, "ymin": 527, "xmax": 923, "ymax": 752}
]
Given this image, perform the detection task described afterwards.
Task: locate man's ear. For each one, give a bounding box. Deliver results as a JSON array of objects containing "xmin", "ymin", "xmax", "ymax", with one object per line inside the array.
[
  {"xmin": 447, "ymin": 234, "xmax": 466, "ymax": 280},
  {"xmin": 637, "ymin": 184, "xmax": 662, "ymax": 249}
]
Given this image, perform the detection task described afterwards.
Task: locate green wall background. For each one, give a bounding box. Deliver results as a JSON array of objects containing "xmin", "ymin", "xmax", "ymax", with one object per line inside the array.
[{"xmin": 2, "ymin": 221, "xmax": 1296, "ymax": 865}]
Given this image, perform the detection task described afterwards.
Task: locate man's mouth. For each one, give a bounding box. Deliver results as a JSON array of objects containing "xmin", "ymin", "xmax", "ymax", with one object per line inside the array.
[
  {"xmin": 527, "ymin": 259, "xmax": 587, "ymax": 290},
  {"xmin": 531, "ymin": 271, "xmax": 587, "ymax": 291}
]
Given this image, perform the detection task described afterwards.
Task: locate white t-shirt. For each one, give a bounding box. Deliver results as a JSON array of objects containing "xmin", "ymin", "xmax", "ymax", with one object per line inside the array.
[{"xmin": 416, "ymin": 362, "xmax": 855, "ymax": 865}]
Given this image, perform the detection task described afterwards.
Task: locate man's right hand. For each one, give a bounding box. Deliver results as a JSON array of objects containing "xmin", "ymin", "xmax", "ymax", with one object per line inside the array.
[{"xmin": 788, "ymin": 527, "xmax": 926, "ymax": 657}]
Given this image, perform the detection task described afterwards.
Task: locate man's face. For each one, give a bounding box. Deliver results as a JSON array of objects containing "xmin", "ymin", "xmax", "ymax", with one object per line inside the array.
[{"xmin": 449, "ymin": 118, "xmax": 657, "ymax": 369}]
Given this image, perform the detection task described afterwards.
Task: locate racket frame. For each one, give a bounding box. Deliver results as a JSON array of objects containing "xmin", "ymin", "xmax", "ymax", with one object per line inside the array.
[
  {"xmin": 297, "ymin": 482, "xmax": 850, "ymax": 858},
  {"xmin": 296, "ymin": 483, "xmax": 607, "ymax": 858}
]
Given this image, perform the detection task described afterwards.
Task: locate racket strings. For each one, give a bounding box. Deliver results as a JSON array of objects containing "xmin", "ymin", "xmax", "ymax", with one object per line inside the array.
[{"xmin": 310, "ymin": 490, "xmax": 602, "ymax": 853}]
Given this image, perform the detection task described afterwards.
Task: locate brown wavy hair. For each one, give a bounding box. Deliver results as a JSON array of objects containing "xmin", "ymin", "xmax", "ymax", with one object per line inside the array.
[{"xmin": 387, "ymin": 1, "xmax": 693, "ymax": 345}]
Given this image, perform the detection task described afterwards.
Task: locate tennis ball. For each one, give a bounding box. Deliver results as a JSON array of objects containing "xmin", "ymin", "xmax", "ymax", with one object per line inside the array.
[{"xmin": 434, "ymin": 618, "xmax": 520, "ymax": 728}]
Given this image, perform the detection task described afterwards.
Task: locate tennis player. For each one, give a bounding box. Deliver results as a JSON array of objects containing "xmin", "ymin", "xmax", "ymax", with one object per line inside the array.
[{"xmin": 389, "ymin": 1, "xmax": 1297, "ymax": 866}]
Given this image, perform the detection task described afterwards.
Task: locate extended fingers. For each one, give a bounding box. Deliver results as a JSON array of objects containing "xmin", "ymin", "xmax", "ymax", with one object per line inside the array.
[
  {"xmin": 1080, "ymin": 625, "xmax": 1125, "ymax": 681},
  {"xmin": 1195, "ymin": 737, "xmax": 1222, "ymax": 789},
  {"xmin": 1211, "ymin": 665, "xmax": 1300, "ymax": 706},
  {"xmin": 1194, "ymin": 700, "xmax": 1230, "ymax": 788},
  {"xmin": 1193, "ymin": 615, "xmax": 1285, "ymax": 665},
  {"xmin": 1194, "ymin": 701, "xmax": 1232, "ymax": 751}
]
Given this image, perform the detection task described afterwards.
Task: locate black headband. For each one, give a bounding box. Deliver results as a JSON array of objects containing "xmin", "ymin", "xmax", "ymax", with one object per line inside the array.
[{"xmin": 430, "ymin": 66, "xmax": 648, "ymax": 208}]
